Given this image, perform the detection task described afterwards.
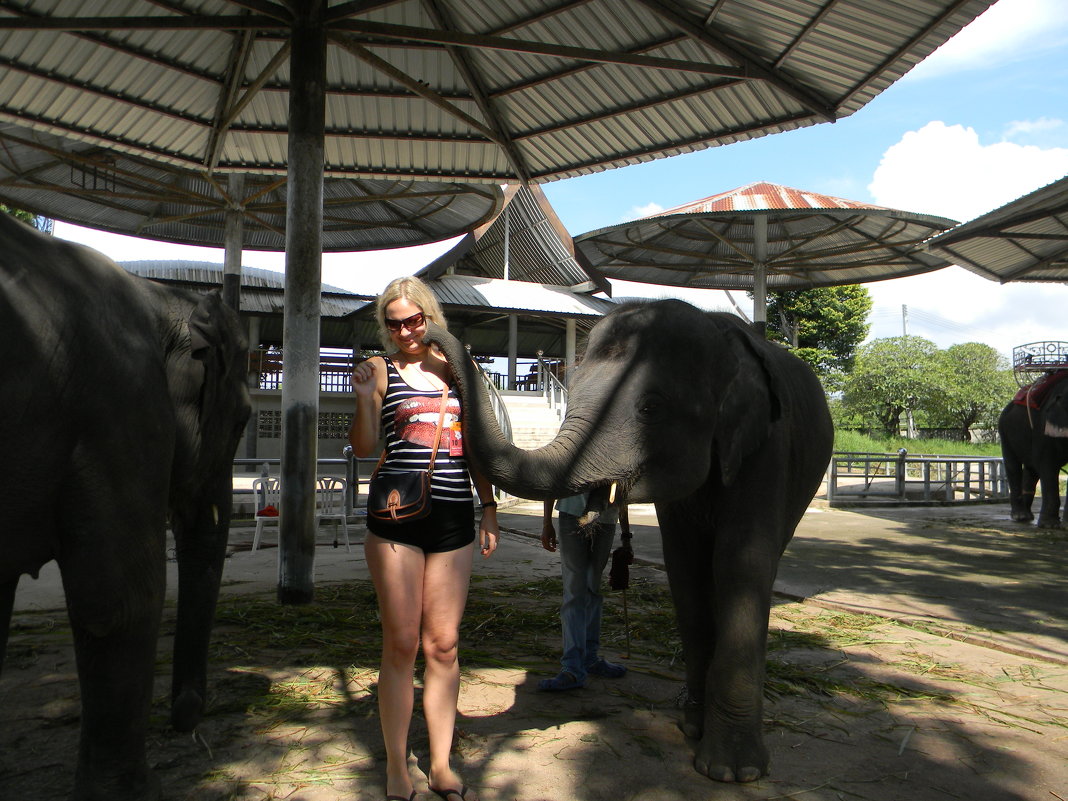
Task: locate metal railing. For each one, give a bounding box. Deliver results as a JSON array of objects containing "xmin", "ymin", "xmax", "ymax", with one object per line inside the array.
[
  {"xmin": 535, "ymin": 351, "xmax": 567, "ymax": 419},
  {"xmin": 826, "ymin": 450, "xmax": 1008, "ymax": 506},
  {"xmin": 249, "ymin": 348, "xmax": 354, "ymax": 393}
]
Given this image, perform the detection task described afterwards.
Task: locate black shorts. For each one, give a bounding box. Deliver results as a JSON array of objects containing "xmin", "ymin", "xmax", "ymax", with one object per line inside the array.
[{"xmin": 366, "ymin": 499, "xmax": 476, "ymax": 553}]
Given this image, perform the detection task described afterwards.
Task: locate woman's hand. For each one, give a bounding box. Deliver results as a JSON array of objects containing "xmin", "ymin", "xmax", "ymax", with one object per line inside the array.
[
  {"xmin": 352, "ymin": 358, "xmax": 378, "ymax": 397},
  {"xmin": 479, "ymin": 507, "xmax": 499, "ymax": 558}
]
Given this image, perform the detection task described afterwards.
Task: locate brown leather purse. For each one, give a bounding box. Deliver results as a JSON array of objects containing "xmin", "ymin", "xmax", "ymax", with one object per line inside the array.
[{"xmin": 367, "ymin": 384, "xmax": 449, "ymax": 524}]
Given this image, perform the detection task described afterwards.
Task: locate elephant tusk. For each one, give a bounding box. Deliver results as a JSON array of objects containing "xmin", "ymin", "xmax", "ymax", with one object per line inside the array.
[
  {"xmin": 211, "ymin": 504, "xmax": 219, "ymax": 525},
  {"xmin": 609, "ymin": 481, "xmax": 617, "ymax": 505}
]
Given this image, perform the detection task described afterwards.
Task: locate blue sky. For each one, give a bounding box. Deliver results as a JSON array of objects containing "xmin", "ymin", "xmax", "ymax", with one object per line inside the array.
[{"xmin": 54, "ymin": 0, "xmax": 1068, "ymax": 360}]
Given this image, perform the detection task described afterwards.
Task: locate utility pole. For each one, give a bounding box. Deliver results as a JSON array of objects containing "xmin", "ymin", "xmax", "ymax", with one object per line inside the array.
[{"xmin": 903, "ymin": 304, "xmax": 915, "ymax": 439}]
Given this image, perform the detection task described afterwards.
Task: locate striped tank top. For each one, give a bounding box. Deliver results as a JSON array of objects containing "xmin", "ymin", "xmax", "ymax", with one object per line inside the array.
[{"xmin": 379, "ymin": 357, "xmax": 473, "ymax": 503}]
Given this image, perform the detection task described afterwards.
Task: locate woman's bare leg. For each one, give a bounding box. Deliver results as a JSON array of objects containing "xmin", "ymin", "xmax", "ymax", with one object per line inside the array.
[
  {"xmin": 365, "ymin": 533, "xmax": 425, "ymax": 799},
  {"xmin": 422, "ymin": 543, "xmax": 474, "ymax": 795}
]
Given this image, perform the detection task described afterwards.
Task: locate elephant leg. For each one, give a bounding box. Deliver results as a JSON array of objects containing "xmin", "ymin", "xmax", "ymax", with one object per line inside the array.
[
  {"xmin": 657, "ymin": 502, "xmax": 715, "ymax": 741},
  {"xmin": 1002, "ymin": 444, "xmax": 1034, "ymax": 522},
  {"xmin": 658, "ymin": 500, "xmax": 773, "ymax": 783},
  {"xmin": 60, "ymin": 516, "xmax": 166, "ymax": 801},
  {"xmin": 1036, "ymin": 467, "xmax": 1062, "ymax": 528}
]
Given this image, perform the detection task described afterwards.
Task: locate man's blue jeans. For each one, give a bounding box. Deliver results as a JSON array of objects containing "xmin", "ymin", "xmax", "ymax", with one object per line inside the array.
[{"xmin": 557, "ymin": 512, "xmax": 616, "ymax": 683}]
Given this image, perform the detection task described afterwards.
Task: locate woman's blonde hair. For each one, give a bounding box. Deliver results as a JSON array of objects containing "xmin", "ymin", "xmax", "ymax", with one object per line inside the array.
[{"xmin": 375, "ymin": 276, "xmax": 447, "ymax": 350}]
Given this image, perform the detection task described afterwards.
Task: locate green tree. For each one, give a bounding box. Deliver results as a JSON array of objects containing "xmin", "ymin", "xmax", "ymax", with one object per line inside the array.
[
  {"xmin": 1, "ymin": 203, "xmax": 35, "ymax": 224},
  {"xmin": 842, "ymin": 336, "xmax": 939, "ymax": 436},
  {"xmin": 763, "ymin": 285, "xmax": 872, "ymax": 377},
  {"xmin": 925, "ymin": 343, "xmax": 1015, "ymax": 441}
]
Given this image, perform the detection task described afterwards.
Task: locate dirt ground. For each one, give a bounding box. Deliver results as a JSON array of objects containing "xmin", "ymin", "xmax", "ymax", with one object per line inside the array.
[{"xmin": 2, "ymin": 501, "xmax": 1067, "ymax": 801}]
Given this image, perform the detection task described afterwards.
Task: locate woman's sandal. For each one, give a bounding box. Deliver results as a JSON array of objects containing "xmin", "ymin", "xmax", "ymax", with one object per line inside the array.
[
  {"xmin": 429, "ymin": 786, "xmax": 471, "ymax": 800},
  {"xmin": 385, "ymin": 792, "xmax": 417, "ymax": 801}
]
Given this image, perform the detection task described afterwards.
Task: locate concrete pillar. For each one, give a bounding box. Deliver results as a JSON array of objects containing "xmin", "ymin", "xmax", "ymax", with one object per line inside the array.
[
  {"xmin": 752, "ymin": 213, "xmax": 768, "ymax": 339},
  {"xmin": 278, "ymin": 2, "xmax": 326, "ymax": 605},
  {"xmin": 223, "ymin": 173, "xmax": 245, "ymax": 311}
]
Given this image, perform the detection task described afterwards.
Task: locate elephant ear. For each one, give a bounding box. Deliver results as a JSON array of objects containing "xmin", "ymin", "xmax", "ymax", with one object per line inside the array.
[
  {"xmin": 712, "ymin": 325, "xmax": 784, "ymax": 486},
  {"xmin": 188, "ymin": 290, "xmax": 229, "ymax": 361},
  {"xmin": 184, "ymin": 290, "xmax": 247, "ymax": 421}
]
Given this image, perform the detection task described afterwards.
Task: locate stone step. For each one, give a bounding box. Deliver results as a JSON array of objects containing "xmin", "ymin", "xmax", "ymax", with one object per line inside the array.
[{"xmin": 498, "ymin": 391, "xmax": 563, "ymax": 449}]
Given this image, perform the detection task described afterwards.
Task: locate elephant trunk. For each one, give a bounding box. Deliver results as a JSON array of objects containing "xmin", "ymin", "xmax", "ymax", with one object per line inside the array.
[
  {"xmin": 425, "ymin": 322, "xmax": 620, "ymax": 500},
  {"xmin": 169, "ymin": 477, "xmax": 232, "ymax": 732}
]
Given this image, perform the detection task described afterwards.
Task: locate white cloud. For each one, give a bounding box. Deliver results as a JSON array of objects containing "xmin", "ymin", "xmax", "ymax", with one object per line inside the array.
[
  {"xmin": 869, "ymin": 121, "xmax": 1068, "ymax": 222},
  {"xmin": 1004, "ymin": 117, "xmax": 1065, "ymax": 142},
  {"xmin": 908, "ymin": 0, "xmax": 1068, "ymax": 79},
  {"xmin": 626, "ymin": 202, "xmax": 663, "ymax": 221},
  {"xmin": 864, "ymin": 122, "xmax": 1068, "ymax": 357}
]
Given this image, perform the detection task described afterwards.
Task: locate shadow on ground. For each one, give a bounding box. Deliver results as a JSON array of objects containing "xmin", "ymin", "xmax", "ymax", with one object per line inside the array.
[{"xmin": 3, "ymin": 526, "xmax": 1066, "ymax": 801}]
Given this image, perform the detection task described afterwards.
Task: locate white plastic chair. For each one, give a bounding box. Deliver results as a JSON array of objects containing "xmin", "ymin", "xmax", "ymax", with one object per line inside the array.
[
  {"xmin": 251, "ymin": 477, "xmax": 281, "ymax": 552},
  {"xmin": 316, "ymin": 476, "xmax": 351, "ymax": 552}
]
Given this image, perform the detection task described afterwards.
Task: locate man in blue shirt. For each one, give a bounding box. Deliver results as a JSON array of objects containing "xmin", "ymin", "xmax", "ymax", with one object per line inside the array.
[{"xmin": 538, "ymin": 494, "xmax": 630, "ymax": 690}]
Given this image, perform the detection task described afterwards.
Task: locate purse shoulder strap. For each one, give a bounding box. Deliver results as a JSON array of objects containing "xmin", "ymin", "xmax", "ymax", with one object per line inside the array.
[
  {"xmin": 372, "ymin": 382, "xmax": 450, "ymax": 477},
  {"xmin": 425, "ymin": 383, "xmax": 450, "ymax": 476}
]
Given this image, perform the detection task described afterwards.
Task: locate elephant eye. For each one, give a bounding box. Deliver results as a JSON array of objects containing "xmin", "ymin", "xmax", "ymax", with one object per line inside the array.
[{"xmin": 636, "ymin": 394, "xmax": 664, "ymax": 421}]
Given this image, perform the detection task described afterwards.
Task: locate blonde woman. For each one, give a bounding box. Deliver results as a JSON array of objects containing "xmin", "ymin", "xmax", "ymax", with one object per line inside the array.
[{"xmin": 350, "ymin": 276, "xmax": 498, "ymax": 801}]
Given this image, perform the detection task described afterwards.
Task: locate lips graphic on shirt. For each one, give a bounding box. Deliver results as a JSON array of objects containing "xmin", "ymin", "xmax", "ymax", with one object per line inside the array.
[{"xmin": 395, "ymin": 396, "xmax": 460, "ymax": 449}]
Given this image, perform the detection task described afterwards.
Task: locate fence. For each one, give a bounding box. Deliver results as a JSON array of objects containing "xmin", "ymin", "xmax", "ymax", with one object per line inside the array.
[
  {"xmin": 249, "ymin": 349, "xmax": 353, "ymax": 393},
  {"xmin": 826, "ymin": 451, "xmax": 1008, "ymax": 506}
]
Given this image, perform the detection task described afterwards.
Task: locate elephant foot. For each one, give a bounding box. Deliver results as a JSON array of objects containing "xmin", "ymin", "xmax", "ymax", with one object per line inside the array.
[
  {"xmin": 693, "ymin": 724, "xmax": 769, "ymax": 783},
  {"xmin": 1010, "ymin": 510, "xmax": 1034, "ymax": 523},
  {"xmin": 680, "ymin": 697, "xmax": 704, "ymax": 740},
  {"xmin": 1036, "ymin": 516, "xmax": 1062, "ymax": 529},
  {"xmin": 171, "ymin": 687, "xmax": 205, "ymax": 732},
  {"xmin": 73, "ymin": 764, "xmax": 161, "ymax": 801}
]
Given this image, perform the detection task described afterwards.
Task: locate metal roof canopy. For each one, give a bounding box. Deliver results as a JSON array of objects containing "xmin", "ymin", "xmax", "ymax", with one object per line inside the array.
[
  {"xmin": 420, "ymin": 184, "xmax": 609, "ymax": 293},
  {"xmin": 122, "ymin": 260, "xmax": 611, "ymax": 357},
  {"xmin": 0, "ymin": 0, "xmax": 995, "ymax": 602},
  {"xmin": 174, "ymin": 261, "xmax": 615, "ymax": 358},
  {"xmin": 0, "ymin": 1, "xmax": 995, "ymax": 183},
  {"xmin": 927, "ymin": 174, "xmax": 1068, "ymax": 283},
  {"xmin": 575, "ymin": 181, "xmax": 958, "ymax": 326},
  {"xmin": 0, "ymin": 121, "xmax": 503, "ymax": 250},
  {"xmin": 121, "ymin": 260, "xmax": 374, "ymax": 348}
]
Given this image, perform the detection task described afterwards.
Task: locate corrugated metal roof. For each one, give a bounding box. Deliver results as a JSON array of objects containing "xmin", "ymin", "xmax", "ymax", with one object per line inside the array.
[
  {"xmin": 658, "ymin": 181, "xmax": 896, "ymax": 215},
  {"xmin": 419, "ymin": 184, "xmax": 608, "ymax": 292},
  {"xmin": 119, "ymin": 259, "xmax": 611, "ymax": 354},
  {"xmin": 927, "ymin": 174, "xmax": 1068, "ymax": 283},
  {"xmin": 121, "ymin": 260, "xmax": 371, "ymax": 319},
  {"xmin": 0, "ymin": 121, "xmax": 502, "ymax": 250},
  {"xmin": 575, "ymin": 181, "xmax": 958, "ymax": 290},
  {"xmin": 428, "ymin": 273, "xmax": 615, "ymax": 318},
  {"xmin": 0, "ymin": 1, "xmax": 994, "ymax": 184}
]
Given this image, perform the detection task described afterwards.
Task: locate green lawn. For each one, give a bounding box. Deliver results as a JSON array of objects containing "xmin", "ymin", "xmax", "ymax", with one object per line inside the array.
[{"xmin": 834, "ymin": 430, "xmax": 1002, "ymax": 458}]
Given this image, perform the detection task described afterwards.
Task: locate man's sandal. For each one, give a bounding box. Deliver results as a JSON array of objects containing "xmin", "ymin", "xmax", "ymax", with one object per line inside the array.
[{"xmin": 385, "ymin": 792, "xmax": 417, "ymax": 801}]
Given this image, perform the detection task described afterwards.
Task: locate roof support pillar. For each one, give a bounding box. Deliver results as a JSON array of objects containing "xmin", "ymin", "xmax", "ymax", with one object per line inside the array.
[
  {"xmin": 565, "ymin": 319, "xmax": 576, "ymax": 385},
  {"xmin": 507, "ymin": 314, "xmax": 518, "ymax": 390},
  {"xmin": 223, "ymin": 173, "xmax": 245, "ymax": 311},
  {"xmin": 752, "ymin": 213, "xmax": 768, "ymax": 339},
  {"xmin": 278, "ymin": 2, "xmax": 326, "ymax": 605}
]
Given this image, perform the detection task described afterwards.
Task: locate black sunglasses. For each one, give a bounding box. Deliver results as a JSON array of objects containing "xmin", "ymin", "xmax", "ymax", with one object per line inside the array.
[{"xmin": 384, "ymin": 311, "xmax": 426, "ymax": 332}]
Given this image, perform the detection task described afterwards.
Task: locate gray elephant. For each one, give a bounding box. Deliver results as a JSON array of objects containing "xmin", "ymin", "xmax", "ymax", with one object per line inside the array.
[
  {"xmin": 426, "ymin": 299, "xmax": 832, "ymax": 783},
  {"xmin": 998, "ymin": 372, "xmax": 1068, "ymax": 527},
  {"xmin": 0, "ymin": 214, "xmax": 251, "ymax": 801}
]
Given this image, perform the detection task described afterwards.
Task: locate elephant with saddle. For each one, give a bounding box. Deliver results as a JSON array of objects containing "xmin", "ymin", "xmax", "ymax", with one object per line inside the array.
[
  {"xmin": 0, "ymin": 214, "xmax": 251, "ymax": 801},
  {"xmin": 999, "ymin": 370, "xmax": 1068, "ymax": 528},
  {"xmin": 426, "ymin": 299, "xmax": 832, "ymax": 783}
]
